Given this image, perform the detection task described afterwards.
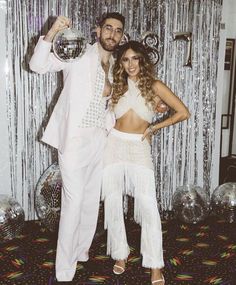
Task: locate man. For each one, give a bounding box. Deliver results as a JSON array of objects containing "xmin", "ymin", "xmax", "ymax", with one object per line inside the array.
[{"xmin": 29, "ymin": 12, "xmax": 125, "ymax": 282}]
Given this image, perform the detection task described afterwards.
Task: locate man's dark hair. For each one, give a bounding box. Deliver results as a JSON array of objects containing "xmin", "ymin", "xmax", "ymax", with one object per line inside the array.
[{"xmin": 98, "ymin": 12, "xmax": 125, "ymax": 29}]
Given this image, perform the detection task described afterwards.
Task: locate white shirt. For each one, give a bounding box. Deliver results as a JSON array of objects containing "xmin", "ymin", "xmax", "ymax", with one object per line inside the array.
[{"xmin": 79, "ymin": 56, "xmax": 113, "ymax": 129}]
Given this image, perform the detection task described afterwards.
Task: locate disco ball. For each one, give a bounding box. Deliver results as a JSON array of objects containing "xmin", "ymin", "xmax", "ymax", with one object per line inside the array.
[
  {"xmin": 53, "ymin": 28, "xmax": 87, "ymax": 62},
  {"xmin": 172, "ymin": 185, "xmax": 210, "ymax": 224},
  {"xmin": 35, "ymin": 163, "xmax": 62, "ymax": 232},
  {"xmin": 35, "ymin": 163, "xmax": 105, "ymax": 237},
  {"xmin": 0, "ymin": 195, "xmax": 25, "ymax": 242},
  {"xmin": 211, "ymin": 182, "xmax": 236, "ymax": 223}
]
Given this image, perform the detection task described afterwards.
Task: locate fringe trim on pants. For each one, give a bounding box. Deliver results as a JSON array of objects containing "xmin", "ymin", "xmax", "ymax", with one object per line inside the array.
[{"xmin": 102, "ymin": 129, "xmax": 164, "ymax": 269}]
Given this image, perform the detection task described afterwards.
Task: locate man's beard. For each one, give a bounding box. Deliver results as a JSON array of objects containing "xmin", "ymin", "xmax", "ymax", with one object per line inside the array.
[{"xmin": 99, "ymin": 36, "xmax": 119, "ymax": 52}]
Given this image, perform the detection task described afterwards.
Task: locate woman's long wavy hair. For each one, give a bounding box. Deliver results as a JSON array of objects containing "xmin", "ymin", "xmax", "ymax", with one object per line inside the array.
[{"xmin": 112, "ymin": 41, "xmax": 156, "ymax": 108}]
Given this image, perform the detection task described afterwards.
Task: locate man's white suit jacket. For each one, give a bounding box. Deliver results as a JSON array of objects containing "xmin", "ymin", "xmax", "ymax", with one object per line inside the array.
[{"xmin": 30, "ymin": 37, "xmax": 114, "ymax": 153}]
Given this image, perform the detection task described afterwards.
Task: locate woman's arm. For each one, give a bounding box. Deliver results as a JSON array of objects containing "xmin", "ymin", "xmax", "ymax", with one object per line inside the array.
[{"xmin": 142, "ymin": 80, "xmax": 190, "ymax": 139}]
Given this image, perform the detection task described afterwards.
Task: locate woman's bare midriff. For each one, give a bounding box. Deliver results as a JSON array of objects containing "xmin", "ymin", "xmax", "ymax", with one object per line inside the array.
[{"xmin": 114, "ymin": 109, "xmax": 149, "ymax": 134}]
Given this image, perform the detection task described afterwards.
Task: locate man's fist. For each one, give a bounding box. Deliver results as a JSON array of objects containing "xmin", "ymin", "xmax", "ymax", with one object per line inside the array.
[
  {"xmin": 44, "ymin": 16, "xmax": 71, "ymax": 42},
  {"xmin": 50, "ymin": 16, "xmax": 71, "ymax": 34}
]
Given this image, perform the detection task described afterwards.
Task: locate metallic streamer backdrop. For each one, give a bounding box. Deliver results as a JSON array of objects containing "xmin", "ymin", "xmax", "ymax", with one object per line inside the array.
[{"xmin": 4, "ymin": 0, "xmax": 222, "ymax": 219}]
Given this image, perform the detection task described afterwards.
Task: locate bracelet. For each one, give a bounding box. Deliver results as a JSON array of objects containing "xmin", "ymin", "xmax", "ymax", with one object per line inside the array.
[{"xmin": 148, "ymin": 125, "xmax": 155, "ymax": 135}]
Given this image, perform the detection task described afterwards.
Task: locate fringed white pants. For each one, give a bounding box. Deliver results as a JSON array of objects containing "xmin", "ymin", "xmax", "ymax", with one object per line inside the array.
[{"xmin": 102, "ymin": 129, "xmax": 164, "ymax": 269}]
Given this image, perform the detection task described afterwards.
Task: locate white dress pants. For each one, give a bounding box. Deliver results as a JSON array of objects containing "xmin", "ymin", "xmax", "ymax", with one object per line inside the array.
[
  {"xmin": 102, "ymin": 129, "xmax": 164, "ymax": 269},
  {"xmin": 56, "ymin": 128, "xmax": 106, "ymax": 281}
]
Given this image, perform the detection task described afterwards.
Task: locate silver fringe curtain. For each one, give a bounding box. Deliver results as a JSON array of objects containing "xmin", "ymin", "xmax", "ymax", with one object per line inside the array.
[{"xmin": 4, "ymin": 0, "xmax": 222, "ymax": 219}]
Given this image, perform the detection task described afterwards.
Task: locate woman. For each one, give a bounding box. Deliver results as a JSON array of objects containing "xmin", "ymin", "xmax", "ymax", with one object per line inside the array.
[{"xmin": 102, "ymin": 41, "xmax": 190, "ymax": 284}]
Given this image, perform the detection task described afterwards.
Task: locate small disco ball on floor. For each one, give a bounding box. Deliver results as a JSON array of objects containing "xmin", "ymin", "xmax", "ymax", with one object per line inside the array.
[
  {"xmin": 35, "ymin": 163, "xmax": 62, "ymax": 232},
  {"xmin": 35, "ymin": 163, "xmax": 105, "ymax": 236},
  {"xmin": 172, "ymin": 184, "xmax": 210, "ymax": 224},
  {"xmin": 211, "ymin": 182, "xmax": 236, "ymax": 223},
  {"xmin": 0, "ymin": 195, "xmax": 25, "ymax": 242}
]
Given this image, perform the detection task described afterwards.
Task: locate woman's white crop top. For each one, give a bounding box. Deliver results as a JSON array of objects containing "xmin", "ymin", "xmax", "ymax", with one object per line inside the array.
[{"xmin": 113, "ymin": 78, "xmax": 155, "ymax": 123}]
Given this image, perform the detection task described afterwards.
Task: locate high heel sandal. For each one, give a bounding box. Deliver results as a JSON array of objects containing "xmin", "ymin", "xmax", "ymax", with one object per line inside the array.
[
  {"xmin": 151, "ymin": 274, "xmax": 165, "ymax": 284},
  {"xmin": 113, "ymin": 260, "xmax": 126, "ymax": 275}
]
